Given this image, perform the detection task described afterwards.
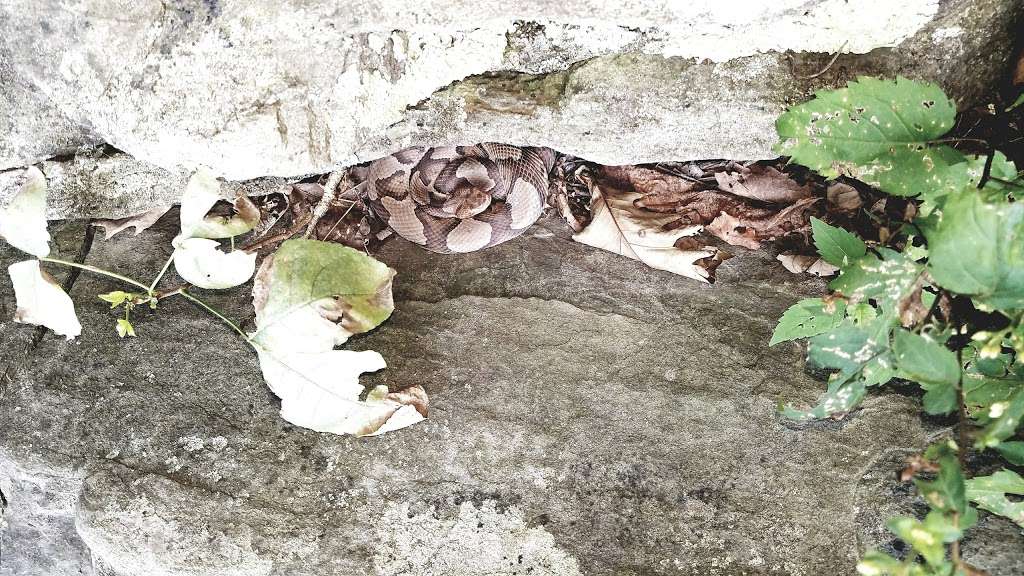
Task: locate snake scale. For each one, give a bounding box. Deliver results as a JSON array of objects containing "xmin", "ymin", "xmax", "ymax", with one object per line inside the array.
[{"xmin": 364, "ymin": 143, "xmax": 557, "ymax": 253}]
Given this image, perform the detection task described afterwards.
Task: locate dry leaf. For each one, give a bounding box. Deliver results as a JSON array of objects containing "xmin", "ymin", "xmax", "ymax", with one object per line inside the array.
[
  {"xmin": 8, "ymin": 259, "xmax": 81, "ymax": 338},
  {"xmin": 172, "ymin": 237, "xmax": 256, "ymax": 289},
  {"xmin": 0, "ymin": 166, "xmax": 50, "ymax": 257},
  {"xmin": 714, "ymin": 165, "xmax": 813, "ymax": 204},
  {"xmin": 706, "ymin": 212, "xmax": 762, "ymax": 249},
  {"xmin": 93, "ymin": 205, "xmax": 172, "ymax": 240},
  {"xmin": 776, "ymin": 253, "xmax": 839, "ymax": 276},
  {"xmin": 572, "ymin": 180, "xmax": 719, "ymax": 282},
  {"xmin": 826, "ymin": 182, "xmax": 863, "ymax": 214}
]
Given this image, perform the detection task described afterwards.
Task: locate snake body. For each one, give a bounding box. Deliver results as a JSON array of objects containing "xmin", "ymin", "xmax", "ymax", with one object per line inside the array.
[{"xmin": 365, "ymin": 143, "xmax": 556, "ymax": 253}]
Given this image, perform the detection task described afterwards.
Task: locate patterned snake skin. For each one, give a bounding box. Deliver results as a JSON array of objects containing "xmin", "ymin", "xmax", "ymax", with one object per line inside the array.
[{"xmin": 365, "ymin": 143, "xmax": 556, "ymax": 253}]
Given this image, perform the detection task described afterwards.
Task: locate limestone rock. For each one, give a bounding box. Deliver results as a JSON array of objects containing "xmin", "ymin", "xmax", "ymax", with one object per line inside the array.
[
  {"xmin": 0, "ymin": 0, "xmax": 1021, "ymax": 179},
  {"xmin": 1, "ymin": 215, "xmax": 1022, "ymax": 575}
]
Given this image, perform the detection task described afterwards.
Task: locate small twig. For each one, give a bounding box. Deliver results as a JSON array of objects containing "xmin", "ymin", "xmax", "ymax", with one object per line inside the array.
[
  {"xmin": 240, "ymin": 210, "xmax": 311, "ymax": 253},
  {"xmin": 304, "ymin": 171, "xmax": 345, "ymax": 238},
  {"xmin": 796, "ymin": 40, "xmax": 849, "ymax": 80},
  {"xmin": 148, "ymin": 253, "xmax": 175, "ymax": 292}
]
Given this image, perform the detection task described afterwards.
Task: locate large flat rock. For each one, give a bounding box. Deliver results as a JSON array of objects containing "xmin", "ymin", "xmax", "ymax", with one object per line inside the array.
[
  {"xmin": 1, "ymin": 214, "xmax": 1022, "ymax": 575},
  {"xmin": 1, "ymin": 0, "xmax": 1022, "ymax": 179}
]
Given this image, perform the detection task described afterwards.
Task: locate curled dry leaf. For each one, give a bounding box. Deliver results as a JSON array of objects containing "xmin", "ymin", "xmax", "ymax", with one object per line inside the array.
[
  {"xmin": 0, "ymin": 166, "xmax": 50, "ymax": 257},
  {"xmin": 8, "ymin": 260, "xmax": 81, "ymax": 338},
  {"xmin": 172, "ymin": 237, "xmax": 256, "ymax": 289},
  {"xmin": 250, "ymin": 239, "xmax": 424, "ymax": 436},
  {"xmin": 826, "ymin": 182, "xmax": 863, "ymax": 214},
  {"xmin": 178, "ymin": 168, "xmax": 259, "ymax": 240},
  {"xmin": 93, "ymin": 205, "xmax": 172, "ymax": 240},
  {"xmin": 572, "ymin": 180, "xmax": 720, "ymax": 282},
  {"xmin": 706, "ymin": 212, "xmax": 761, "ymax": 250},
  {"xmin": 776, "ymin": 253, "xmax": 839, "ymax": 277},
  {"xmin": 713, "ymin": 165, "xmax": 813, "ymax": 204}
]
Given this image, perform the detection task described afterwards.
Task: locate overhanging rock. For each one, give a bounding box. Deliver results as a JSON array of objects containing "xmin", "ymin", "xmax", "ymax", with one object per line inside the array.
[{"xmin": 0, "ymin": 0, "xmax": 1021, "ymax": 180}]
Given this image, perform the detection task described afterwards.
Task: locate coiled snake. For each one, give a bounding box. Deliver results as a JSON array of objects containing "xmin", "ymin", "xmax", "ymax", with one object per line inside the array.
[{"xmin": 364, "ymin": 143, "xmax": 557, "ymax": 253}]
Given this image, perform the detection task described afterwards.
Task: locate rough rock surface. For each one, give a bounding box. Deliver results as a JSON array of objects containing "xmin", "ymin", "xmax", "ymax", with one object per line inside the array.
[
  {"xmin": 2, "ymin": 214, "xmax": 1022, "ymax": 575},
  {"xmin": 1, "ymin": 0, "xmax": 1022, "ymax": 179}
]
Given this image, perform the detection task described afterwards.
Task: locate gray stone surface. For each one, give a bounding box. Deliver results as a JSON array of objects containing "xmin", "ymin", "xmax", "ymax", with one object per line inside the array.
[
  {"xmin": 0, "ymin": 152, "xmax": 292, "ymax": 220},
  {"xmin": 1, "ymin": 0, "xmax": 1021, "ymax": 179},
  {"xmin": 1, "ymin": 214, "xmax": 1022, "ymax": 575}
]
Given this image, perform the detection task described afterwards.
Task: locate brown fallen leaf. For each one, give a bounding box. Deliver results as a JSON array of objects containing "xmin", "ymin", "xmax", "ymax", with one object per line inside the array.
[
  {"xmin": 706, "ymin": 212, "xmax": 761, "ymax": 249},
  {"xmin": 93, "ymin": 205, "xmax": 172, "ymax": 240},
  {"xmin": 600, "ymin": 165, "xmax": 702, "ymax": 196},
  {"xmin": 897, "ymin": 278, "xmax": 930, "ymax": 328},
  {"xmin": 826, "ymin": 182, "xmax": 862, "ymax": 214},
  {"xmin": 572, "ymin": 175, "xmax": 722, "ymax": 282},
  {"xmin": 776, "ymin": 253, "xmax": 838, "ymax": 276},
  {"xmin": 714, "ymin": 165, "xmax": 813, "ymax": 204}
]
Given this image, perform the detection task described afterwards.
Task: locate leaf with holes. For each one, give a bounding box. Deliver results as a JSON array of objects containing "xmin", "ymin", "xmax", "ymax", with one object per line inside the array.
[
  {"xmin": 966, "ymin": 469, "xmax": 1024, "ymax": 528},
  {"xmin": 925, "ymin": 190, "xmax": 1024, "ymax": 309},
  {"xmin": 829, "ymin": 248, "xmax": 922, "ymax": 313},
  {"xmin": 775, "ymin": 77, "xmax": 956, "ymax": 178},
  {"xmin": 250, "ymin": 239, "xmax": 426, "ymax": 436},
  {"xmin": 769, "ymin": 297, "xmax": 846, "ymax": 346}
]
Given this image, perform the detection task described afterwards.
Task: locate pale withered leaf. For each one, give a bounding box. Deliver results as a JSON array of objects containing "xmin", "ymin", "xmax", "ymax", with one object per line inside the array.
[
  {"xmin": 8, "ymin": 259, "xmax": 81, "ymax": 339},
  {"xmin": 94, "ymin": 205, "xmax": 172, "ymax": 240},
  {"xmin": 250, "ymin": 239, "xmax": 424, "ymax": 436},
  {"xmin": 572, "ymin": 182, "xmax": 718, "ymax": 282},
  {"xmin": 172, "ymin": 237, "xmax": 256, "ymax": 289},
  {"xmin": 0, "ymin": 167, "xmax": 50, "ymax": 257}
]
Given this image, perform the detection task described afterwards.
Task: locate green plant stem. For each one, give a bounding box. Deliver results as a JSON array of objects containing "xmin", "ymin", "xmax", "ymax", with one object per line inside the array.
[
  {"xmin": 148, "ymin": 254, "xmax": 175, "ymax": 292},
  {"xmin": 40, "ymin": 257, "xmax": 150, "ymax": 291},
  {"xmin": 175, "ymin": 289, "xmax": 252, "ymax": 345}
]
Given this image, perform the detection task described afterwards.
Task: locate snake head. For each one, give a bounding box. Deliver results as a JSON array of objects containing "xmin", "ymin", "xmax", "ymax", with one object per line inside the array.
[{"xmin": 443, "ymin": 184, "xmax": 493, "ymax": 219}]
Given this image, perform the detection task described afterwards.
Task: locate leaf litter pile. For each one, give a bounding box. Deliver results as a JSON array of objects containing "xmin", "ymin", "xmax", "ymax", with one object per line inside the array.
[{"xmin": 0, "ymin": 146, "xmax": 911, "ymax": 437}]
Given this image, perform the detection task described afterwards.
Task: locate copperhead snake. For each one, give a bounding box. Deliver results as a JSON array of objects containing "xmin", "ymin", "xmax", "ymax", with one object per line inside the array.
[{"xmin": 364, "ymin": 143, "xmax": 557, "ymax": 253}]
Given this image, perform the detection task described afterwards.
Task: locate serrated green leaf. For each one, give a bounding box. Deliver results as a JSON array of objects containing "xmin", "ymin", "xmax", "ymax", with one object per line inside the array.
[
  {"xmin": 830, "ymin": 251, "xmax": 923, "ymax": 312},
  {"xmin": 808, "ymin": 319, "xmax": 888, "ymax": 375},
  {"xmin": 885, "ymin": 516, "xmax": 947, "ymax": 567},
  {"xmin": 858, "ymin": 148, "xmax": 1017, "ymax": 202},
  {"xmin": 925, "ymin": 190, "xmax": 1024, "ymax": 309},
  {"xmin": 811, "ymin": 217, "xmax": 867, "ymax": 267},
  {"xmin": 781, "ymin": 375, "xmax": 867, "ymax": 422},
  {"xmin": 769, "ymin": 297, "xmax": 847, "ymax": 346},
  {"xmin": 846, "ymin": 302, "xmax": 877, "ymax": 325},
  {"xmin": 775, "ymin": 77, "xmax": 955, "ymax": 178},
  {"xmin": 914, "ymin": 452, "xmax": 967, "ymax": 515},
  {"xmin": 976, "ymin": 388, "xmax": 1024, "ymax": 449},
  {"xmin": 892, "ymin": 330, "xmax": 960, "ymax": 387},
  {"xmin": 966, "ymin": 469, "xmax": 1024, "ymax": 527}
]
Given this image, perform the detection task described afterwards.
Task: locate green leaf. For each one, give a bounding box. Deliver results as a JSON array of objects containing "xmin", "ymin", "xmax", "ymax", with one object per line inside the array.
[
  {"xmin": 98, "ymin": 291, "xmax": 133, "ymax": 308},
  {"xmin": 858, "ymin": 148, "xmax": 1017, "ymax": 202},
  {"xmin": 914, "ymin": 452, "xmax": 967, "ymax": 515},
  {"xmin": 966, "ymin": 469, "xmax": 1024, "ymax": 528},
  {"xmin": 808, "ymin": 319, "xmax": 888, "ymax": 376},
  {"xmin": 1008, "ymin": 92, "xmax": 1024, "ymax": 112},
  {"xmin": 855, "ymin": 551, "xmax": 905, "ymax": 576},
  {"xmin": 885, "ymin": 516, "xmax": 947, "ymax": 567},
  {"xmin": 830, "ymin": 250, "xmax": 923, "ymax": 312},
  {"xmin": 892, "ymin": 329, "xmax": 960, "ymax": 390},
  {"xmin": 996, "ymin": 441, "xmax": 1024, "ymax": 466},
  {"xmin": 115, "ymin": 318, "xmax": 136, "ymax": 338},
  {"xmin": 775, "ymin": 77, "xmax": 956, "ymax": 178},
  {"xmin": 769, "ymin": 297, "xmax": 847, "ymax": 346},
  {"xmin": 846, "ymin": 302, "xmax": 877, "ymax": 325},
  {"xmin": 811, "ymin": 217, "xmax": 867, "ymax": 267},
  {"xmin": 925, "ymin": 190, "xmax": 1024, "ymax": 309},
  {"xmin": 781, "ymin": 375, "xmax": 867, "ymax": 422},
  {"xmin": 251, "ymin": 239, "xmax": 396, "ymax": 353},
  {"xmin": 976, "ymin": 388, "xmax": 1024, "ymax": 449}
]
